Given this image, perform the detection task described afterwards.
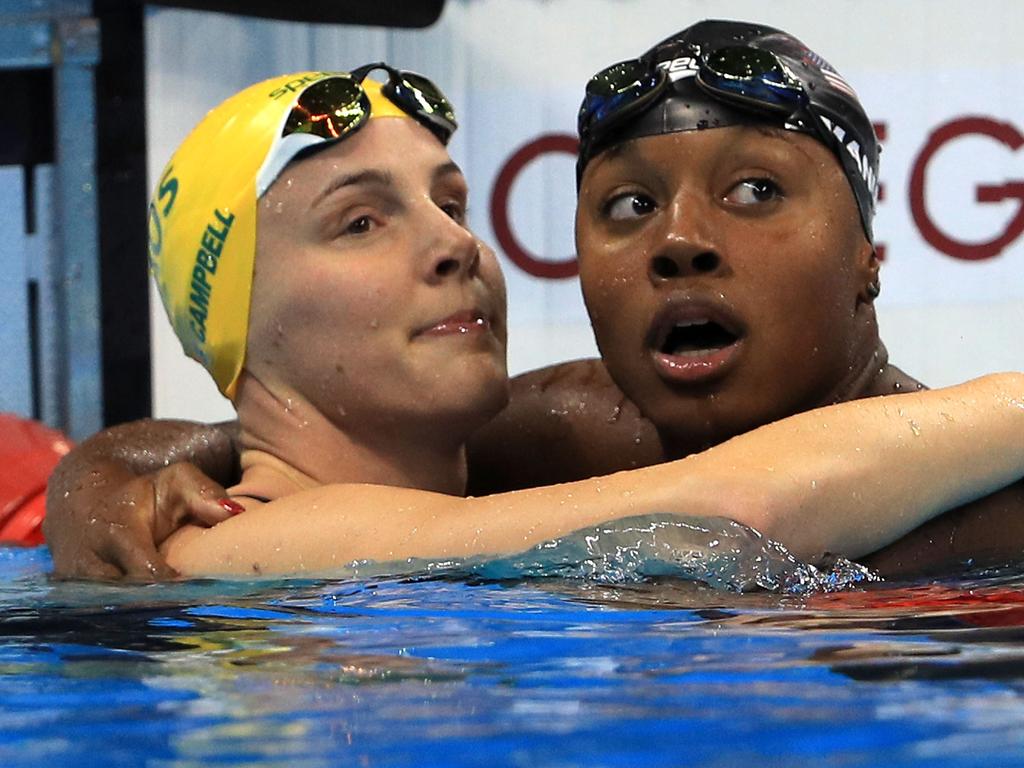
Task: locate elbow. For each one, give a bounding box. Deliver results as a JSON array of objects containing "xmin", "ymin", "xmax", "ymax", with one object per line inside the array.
[{"xmin": 705, "ymin": 478, "xmax": 825, "ymax": 564}]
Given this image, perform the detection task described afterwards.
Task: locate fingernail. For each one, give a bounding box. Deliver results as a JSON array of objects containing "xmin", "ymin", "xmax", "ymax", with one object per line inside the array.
[{"xmin": 217, "ymin": 498, "xmax": 245, "ymax": 516}]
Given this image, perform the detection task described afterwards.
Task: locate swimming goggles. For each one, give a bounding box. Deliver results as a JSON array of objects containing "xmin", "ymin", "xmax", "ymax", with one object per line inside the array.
[
  {"xmin": 283, "ymin": 62, "xmax": 457, "ymax": 145},
  {"xmin": 257, "ymin": 63, "xmax": 458, "ymax": 197},
  {"xmin": 577, "ymin": 45, "xmax": 810, "ymax": 158}
]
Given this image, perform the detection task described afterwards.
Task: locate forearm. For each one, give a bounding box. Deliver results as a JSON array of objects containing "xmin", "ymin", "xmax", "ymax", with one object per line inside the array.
[
  {"xmin": 163, "ymin": 466, "xmax": 705, "ymax": 577},
  {"xmin": 48, "ymin": 419, "xmax": 240, "ymax": 503}
]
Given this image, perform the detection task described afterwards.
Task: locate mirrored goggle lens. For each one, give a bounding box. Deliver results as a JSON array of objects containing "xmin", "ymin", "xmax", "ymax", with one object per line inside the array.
[
  {"xmin": 389, "ymin": 71, "xmax": 457, "ymax": 140},
  {"xmin": 579, "ymin": 59, "xmax": 663, "ymax": 135},
  {"xmin": 698, "ymin": 46, "xmax": 806, "ymax": 113},
  {"xmin": 283, "ymin": 77, "xmax": 367, "ymax": 140}
]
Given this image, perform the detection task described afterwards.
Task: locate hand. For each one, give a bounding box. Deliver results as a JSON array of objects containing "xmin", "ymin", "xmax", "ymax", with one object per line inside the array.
[{"xmin": 45, "ymin": 461, "xmax": 239, "ymax": 581}]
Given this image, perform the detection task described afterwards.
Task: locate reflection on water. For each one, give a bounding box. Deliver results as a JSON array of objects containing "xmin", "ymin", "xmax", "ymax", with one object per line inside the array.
[{"xmin": 4, "ymin": 546, "xmax": 1024, "ymax": 766}]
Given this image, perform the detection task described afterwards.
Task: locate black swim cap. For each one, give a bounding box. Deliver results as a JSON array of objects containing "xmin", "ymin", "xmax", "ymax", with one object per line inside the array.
[{"xmin": 577, "ymin": 19, "xmax": 880, "ymax": 242}]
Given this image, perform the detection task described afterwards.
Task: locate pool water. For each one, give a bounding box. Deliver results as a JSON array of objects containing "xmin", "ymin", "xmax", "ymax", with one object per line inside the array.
[{"xmin": 4, "ymin": 545, "xmax": 1024, "ymax": 767}]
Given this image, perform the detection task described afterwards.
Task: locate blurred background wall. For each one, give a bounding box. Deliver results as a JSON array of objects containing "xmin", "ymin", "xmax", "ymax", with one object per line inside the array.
[{"xmin": 3, "ymin": 0, "xmax": 1023, "ymax": 433}]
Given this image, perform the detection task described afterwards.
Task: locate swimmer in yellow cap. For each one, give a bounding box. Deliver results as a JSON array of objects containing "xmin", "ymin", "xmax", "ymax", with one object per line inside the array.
[
  {"xmin": 149, "ymin": 67, "xmax": 458, "ymax": 400},
  {"xmin": 116, "ymin": 63, "xmax": 1024, "ymax": 578}
]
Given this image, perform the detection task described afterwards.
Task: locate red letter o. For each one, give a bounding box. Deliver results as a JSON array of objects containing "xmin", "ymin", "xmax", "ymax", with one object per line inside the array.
[{"xmin": 489, "ymin": 133, "xmax": 580, "ymax": 279}]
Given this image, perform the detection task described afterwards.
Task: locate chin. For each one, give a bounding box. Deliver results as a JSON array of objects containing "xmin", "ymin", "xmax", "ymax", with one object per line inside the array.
[
  {"xmin": 428, "ymin": 360, "xmax": 510, "ymax": 433},
  {"xmin": 633, "ymin": 378, "xmax": 786, "ymax": 452}
]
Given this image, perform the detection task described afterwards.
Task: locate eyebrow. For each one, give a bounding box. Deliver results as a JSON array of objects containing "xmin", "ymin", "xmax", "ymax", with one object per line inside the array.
[
  {"xmin": 312, "ymin": 169, "xmax": 395, "ymax": 210},
  {"xmin": 310, "ymin": 161, "xmax": 466, "ymax": 210},
  {"xmin": 433, "ymin": 161, "xmax": 466, "ymax": 185}
]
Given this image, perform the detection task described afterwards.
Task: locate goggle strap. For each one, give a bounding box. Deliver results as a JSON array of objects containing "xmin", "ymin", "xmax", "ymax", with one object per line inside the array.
[{"xmin": 256, "ymin": 132, "xmax": 325, "ymax": 198}]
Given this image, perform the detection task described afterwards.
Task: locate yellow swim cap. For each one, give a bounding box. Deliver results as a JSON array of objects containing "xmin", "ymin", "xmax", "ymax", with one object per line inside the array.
[{"xmin": 148, "ymin": 67, "xmax": 453, "ymax": 399}]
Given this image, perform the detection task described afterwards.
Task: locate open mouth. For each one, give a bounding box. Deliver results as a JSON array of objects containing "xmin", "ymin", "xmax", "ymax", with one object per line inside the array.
[
  {"xmin": 660, "ymin": 319, "xmax": 739, "ymax": 356},
  {"xmin": 647, "ymin": 299, "xmax": 746, "ymax": 384}
]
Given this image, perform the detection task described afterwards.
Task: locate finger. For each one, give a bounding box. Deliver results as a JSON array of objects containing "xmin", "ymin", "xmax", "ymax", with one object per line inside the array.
[
  {"xmin": 187, "ymin": 495, "xmax": 241, "ymax": 527},
  {"xmin": 162, "ymin": 463, "xmax": 234, "ymax": 527},
  {"xmin": 104, "ymin": 524, "xmax": 178, "ymax": 581}
]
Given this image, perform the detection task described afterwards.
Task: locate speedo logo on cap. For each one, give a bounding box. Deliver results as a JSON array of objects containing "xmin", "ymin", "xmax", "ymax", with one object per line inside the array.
[
  {"xmin": 268, "ymin": 72, "xmax": 334, "ymax": 100},
  {"xmin": 655, "ymin": 56, "xmax": 699, "ymax": 81}
]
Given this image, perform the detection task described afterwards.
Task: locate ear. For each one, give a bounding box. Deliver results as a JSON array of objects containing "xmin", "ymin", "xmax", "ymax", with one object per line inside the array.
[{"xmin": 855, "ymin": 240, "xmax": 881, "ymax": 304}]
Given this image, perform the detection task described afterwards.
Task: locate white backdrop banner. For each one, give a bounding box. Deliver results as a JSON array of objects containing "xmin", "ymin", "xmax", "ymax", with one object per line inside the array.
[{"xmin": 146, "ymin": 0, "xmax": 1024, "ymax": 421}]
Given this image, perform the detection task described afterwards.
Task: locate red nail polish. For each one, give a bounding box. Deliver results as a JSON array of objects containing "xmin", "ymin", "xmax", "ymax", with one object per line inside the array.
[{"xmin": 217, "ymin": 498, "xmax": 245, "ymax": 516}]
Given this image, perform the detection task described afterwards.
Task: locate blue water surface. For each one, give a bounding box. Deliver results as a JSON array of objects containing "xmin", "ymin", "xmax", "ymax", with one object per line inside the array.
[{"xmin": 3, "ymin": 546, "xmax": 1024, "ymax": 767}]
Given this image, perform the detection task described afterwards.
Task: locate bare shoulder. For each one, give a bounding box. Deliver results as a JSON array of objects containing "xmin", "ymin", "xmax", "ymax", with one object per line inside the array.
[{"xmin": 467, "ymin": 359, "xmax": 664, "ymax": 494}]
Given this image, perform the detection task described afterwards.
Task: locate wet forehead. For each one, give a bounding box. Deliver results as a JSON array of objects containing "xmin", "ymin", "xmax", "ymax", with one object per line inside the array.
[{"xmin": 583, "ymin": 125, "xmax": 839, "ymax": 192}]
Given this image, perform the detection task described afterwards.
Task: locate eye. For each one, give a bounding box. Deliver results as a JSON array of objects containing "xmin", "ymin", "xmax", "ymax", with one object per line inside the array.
[
  {"xmin": 605, "ymin": 192, "xmax": 657, "ymax": 221},
  {"xmin": 440, "ymin": 200, "xmax": 467, "ymax": 225},
  {"xmin": 726, "ymin": 178, "xmax": 782, "ymax": 205},
  {"xmin": 344, "ymin": 215, "xmax": 375, "ymax": 235}
]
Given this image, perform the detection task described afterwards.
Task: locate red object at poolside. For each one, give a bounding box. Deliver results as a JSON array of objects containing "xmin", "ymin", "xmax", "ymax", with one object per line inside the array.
[{"xmin": 0, "ymin": 414, "xmax": 72, "ymax": 546}]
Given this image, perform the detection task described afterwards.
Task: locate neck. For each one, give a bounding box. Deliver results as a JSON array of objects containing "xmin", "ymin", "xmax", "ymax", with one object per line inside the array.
[
  {"xmin": 825, "ymin": 336, "xmax": 892, "ymax": 402},
  {"xmin": 231, "ymin": 374, "xmax": 470, "ymax": 500}
]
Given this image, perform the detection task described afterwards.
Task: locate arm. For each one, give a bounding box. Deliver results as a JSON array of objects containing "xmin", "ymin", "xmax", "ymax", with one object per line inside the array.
[
  {"xmin": 44, "ymin": 419, "xmax": 241, "ymax": 579},
  {"xmin": 163, "ymin": 373, "xmax": 1024, "ymax": 577}
]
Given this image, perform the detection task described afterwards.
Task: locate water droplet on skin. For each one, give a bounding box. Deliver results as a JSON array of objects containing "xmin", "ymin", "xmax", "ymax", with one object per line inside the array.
[
  {"xmin": 337, "ymin": 404, "xmax": 347, "ymax": 417},
  {"xmin": 893, "ymin": 381, "xmax": 903, "ymax": 391},
  {"xmin": 369, "ymin": 319, "xmax": 379, "ymax": 330},
  {"xmin": 274, "ymin": 201, "xmax": 284, "ymax": 213},
  {"xmin": 285, "ymin": 178, "xmax": 293, "ymax": 189},
  {"xmin": 909, "ymin": 419, "xmax": 921, "ymax": 436},
  {"xmin": 810, "ymin": 480, "xmax": 818, "ymax": 490},
  {"xmin": 606, "ymin": 405, "xmax": 622, "ymax": 424}
]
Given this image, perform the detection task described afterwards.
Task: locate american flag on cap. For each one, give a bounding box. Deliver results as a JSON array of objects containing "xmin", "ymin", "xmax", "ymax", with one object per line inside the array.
[{"xmin": 800, "ymin": 47, "xmax": 860, "ymax": 100}]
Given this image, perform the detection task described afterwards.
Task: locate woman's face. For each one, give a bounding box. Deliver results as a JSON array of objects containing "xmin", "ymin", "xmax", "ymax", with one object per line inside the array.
[
  {"xmin": 575, "ymin": 125, "xmax": 878, "ymax": 447},
  {"xmin": 248, "ymin": 118, "xmax": 509, "ymax": 438}
]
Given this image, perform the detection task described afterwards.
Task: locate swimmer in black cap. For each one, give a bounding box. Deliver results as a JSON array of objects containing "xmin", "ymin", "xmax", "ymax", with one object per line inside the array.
[
  {"xmin": 527, "ymin": 19, "xmax": 1024, "ymax": 574},
  {"xmin": 46, "ymin": 21, "xmax": 1024, "ymax": 578},
  {"xmin": 544, "ymin": 19, "xmax": 1024, "ymax": 574},
  {"xmin": 571, "ymin": 18, "xmax": 893, "ymax": 461}
]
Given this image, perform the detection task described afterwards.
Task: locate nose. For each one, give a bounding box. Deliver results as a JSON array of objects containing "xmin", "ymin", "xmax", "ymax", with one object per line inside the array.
[
  {"xmin": 424, "ymin": 211, "xmax": 480, "ymax": 283},
  {"xmin": 647, "ymin": 198, "xmax": 724, "ymax": 282}
]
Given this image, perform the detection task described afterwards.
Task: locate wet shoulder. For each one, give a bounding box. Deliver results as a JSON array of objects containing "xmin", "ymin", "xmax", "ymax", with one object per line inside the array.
[{"xmin": 467, "ymin": 359, "xmax": 664, "ymax": 494}]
